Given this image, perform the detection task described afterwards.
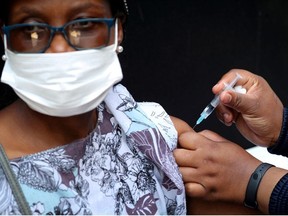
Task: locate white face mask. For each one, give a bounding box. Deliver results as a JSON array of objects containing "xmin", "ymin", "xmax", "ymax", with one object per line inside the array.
[{"xmin": 1, "ymin": 22, "xmax": 123, "ymax": 117}]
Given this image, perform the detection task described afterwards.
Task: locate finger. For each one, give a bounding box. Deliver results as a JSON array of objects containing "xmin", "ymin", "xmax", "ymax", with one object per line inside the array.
[
  {"xmin": 177, "ymin": 131, "xmax": 200, "ymax": 150},
  {"xmin": 216, "ymin": 103, "xmax": 241, "ymax": 126},
  {"xmin": 178, "ymin": 167, "xmax": 207, "ymax": 188},
  {"xmin": 212, "ymin": 69, "xmax": 250, "ymax": 95},
  {"xmin": 215, "ymin": 104, "xmax": 235, "ymax": 126},
  {"xmin": 212, "ymin": 69, "xmax": 261, "ymax": 94},
  {"xmin": 198, "ymin": 130, "xmax": 229, "ymax": 142},
  {"xmin": 174, "ymin": 149, "xmax": 197, "ymax": 167},
  {"xmin": 185, "ymin": 183, "xmax": 207, "ymax": 198},
  {"xmin": 219, "ymin": 90, "xmax": 256, "ymax": 114}
]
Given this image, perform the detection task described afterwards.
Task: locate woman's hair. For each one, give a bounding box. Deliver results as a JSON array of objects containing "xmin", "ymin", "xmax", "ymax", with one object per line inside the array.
[
  {"xmin": 0, "ymin": 0, "xmax": 129, "ymax": 110},
  {"xmin": 109, "ymin": 0, "xmax": 129, "ymax": 24}
]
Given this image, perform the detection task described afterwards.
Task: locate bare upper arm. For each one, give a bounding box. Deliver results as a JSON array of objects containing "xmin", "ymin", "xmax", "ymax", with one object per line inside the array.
[{"xmin": 170, "ymin": 115, "xmax": 193, "ymax": 135}]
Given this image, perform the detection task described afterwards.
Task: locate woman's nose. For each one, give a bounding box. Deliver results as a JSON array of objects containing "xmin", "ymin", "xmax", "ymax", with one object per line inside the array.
[{"xmin": 45, "ymin": 33, "xmax": 75, "ymax": 53}]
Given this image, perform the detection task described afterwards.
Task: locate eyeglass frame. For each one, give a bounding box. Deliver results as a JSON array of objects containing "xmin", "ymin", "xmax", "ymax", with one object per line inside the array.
[{"xmin": 2, "ymin": 18, "xmax": 116, "ymax": 53}]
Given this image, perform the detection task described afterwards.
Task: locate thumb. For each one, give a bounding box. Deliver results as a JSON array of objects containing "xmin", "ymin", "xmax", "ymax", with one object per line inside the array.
[{"xmin": 220, "ymin": 90, "xmax": 255, "ymax": 114}]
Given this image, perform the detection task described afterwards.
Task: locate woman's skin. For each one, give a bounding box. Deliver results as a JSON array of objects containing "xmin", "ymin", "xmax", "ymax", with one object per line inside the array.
[{"xmin": 0, "ymin": 0, "xmax": 123, "ymax": 159}]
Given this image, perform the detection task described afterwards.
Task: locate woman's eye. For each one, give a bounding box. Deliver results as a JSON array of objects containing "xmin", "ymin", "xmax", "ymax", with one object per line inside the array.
[
  {"xmin": 72, "ymin": 21, "xmax": 93, "ymax": 29},
  {"xmin": 23, "ymin": 25, "xmax": 44, "ymax": 33}
]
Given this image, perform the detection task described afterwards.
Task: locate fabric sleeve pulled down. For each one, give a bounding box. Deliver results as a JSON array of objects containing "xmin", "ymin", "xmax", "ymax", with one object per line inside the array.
[
  {"xmin": 267, "ymin": 107, "xmax": 288, "ymax": 214},
  {"xmin": 268, "ymin": 107, "xmax": 288, "ymax": 157}
]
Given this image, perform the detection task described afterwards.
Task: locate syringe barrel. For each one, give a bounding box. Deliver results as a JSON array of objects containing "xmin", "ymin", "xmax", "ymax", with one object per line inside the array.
[
  {"xmin": 201, "ymin": 103, "xmax": 215, "ymax": 119},
  {"xmin": 210, "ymin": 95, "xmax": 220, "ymax": 107},
  {"xmin": 195, "ymin": 73, "xmax": 242, "ymax": 126}
]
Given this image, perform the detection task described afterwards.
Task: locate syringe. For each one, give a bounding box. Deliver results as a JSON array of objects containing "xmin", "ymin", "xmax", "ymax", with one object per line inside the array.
[{"xmin": 193, "ymin": 73, "xmax": 242, "ymax": 128}]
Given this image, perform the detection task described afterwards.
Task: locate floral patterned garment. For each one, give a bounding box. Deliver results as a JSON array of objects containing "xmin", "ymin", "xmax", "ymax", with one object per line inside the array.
[{"xmin": 0, "ymin": 84, "xmax": 186, "ymax": 215}]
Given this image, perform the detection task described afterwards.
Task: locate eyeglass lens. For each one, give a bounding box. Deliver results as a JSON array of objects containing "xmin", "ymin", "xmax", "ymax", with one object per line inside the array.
[{"xmin": 7, "ymin": 19, "xmax": 112, "ymax": 53}]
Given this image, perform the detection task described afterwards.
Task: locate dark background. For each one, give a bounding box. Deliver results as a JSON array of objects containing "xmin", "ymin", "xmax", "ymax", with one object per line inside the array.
[
  {"xmin": 1, "ymin": 0, "xmax": 288, "ymax": 149},
  {"xmin": 119, "ymin": 0, "xmax": 288, "ymax": 149}
]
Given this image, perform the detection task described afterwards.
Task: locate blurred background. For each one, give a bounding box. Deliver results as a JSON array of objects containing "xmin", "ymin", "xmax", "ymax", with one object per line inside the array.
[
  {"xmin": 1, "ymin": 0, "xmax": 288, "ymax": 149},
  {"xmin": 119, "ymin": 0, "xmax": 288, "ymax": 149}
]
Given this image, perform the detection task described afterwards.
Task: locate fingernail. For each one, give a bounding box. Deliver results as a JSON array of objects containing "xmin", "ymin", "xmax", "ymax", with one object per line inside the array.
[
  {"xmin": 223, "ymin": 113, "xmax": 233, "ymax": 126},
  {"xmin": 223, "ymin": 93, "xmax": 232, "ymax": 103},
  {"xmin": 212, "ymin": 83, "xmax": 220, "ymax": 91},
  {"xmin": 223, "ymin": 113, "xmax": 230, "ymax": 121}
]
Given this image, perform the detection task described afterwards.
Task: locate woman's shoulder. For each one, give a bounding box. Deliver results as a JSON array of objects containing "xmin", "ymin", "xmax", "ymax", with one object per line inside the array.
[{"xmin": 170, "ymin": 115, "xmax": 193, "ymax": 134}]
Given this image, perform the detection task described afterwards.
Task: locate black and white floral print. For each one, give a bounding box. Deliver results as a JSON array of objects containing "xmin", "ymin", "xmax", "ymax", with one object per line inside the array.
[{"xmin": 0, "ymin": 84, "xmax": 186, "ymax": 215}]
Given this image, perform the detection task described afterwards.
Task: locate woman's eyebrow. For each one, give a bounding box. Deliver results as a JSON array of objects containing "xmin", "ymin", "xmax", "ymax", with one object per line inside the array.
[
  {"xmin": 11, "ymin": 6, "xmax": 45, "ymax": 21},
  {"xmin": 68, "ymin": 2, "xmax": 110, "ymax": 16}
]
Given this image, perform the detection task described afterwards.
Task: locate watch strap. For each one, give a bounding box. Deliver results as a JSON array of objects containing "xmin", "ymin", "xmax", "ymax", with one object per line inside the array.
[{"xmin": 244, "ymin": 162, "xmax": 275, "ymax": 209}]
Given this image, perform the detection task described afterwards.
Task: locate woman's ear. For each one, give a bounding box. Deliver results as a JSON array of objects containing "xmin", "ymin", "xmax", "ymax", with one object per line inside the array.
[
  {"xmin": 117, "ymin": 19, "xmax": 124, "ymax": 45},
  {"xmin": 116, "ymin": 19, "xmax": 124, "ymax": 53}
]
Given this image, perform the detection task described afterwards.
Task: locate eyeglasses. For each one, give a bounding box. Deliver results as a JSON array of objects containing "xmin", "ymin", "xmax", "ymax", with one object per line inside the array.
[{"xmin": 2, "ymin": 18, "xmax": 116, "ymax": 53}]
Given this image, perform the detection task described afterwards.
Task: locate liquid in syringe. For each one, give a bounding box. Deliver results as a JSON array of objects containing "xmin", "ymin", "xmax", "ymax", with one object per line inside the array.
[{"xmin": 193, "ymin": 73, "xmax": 242, "ymax": 128}]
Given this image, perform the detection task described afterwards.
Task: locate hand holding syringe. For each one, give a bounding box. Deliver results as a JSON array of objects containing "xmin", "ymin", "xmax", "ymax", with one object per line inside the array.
[{"xmin": 194, "ymin": 73, "xmax": 242, "ymax": 128}]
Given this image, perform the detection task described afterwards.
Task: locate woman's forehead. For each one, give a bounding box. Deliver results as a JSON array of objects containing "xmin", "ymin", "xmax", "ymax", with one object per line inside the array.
[
  {"xmin": 8, "ymin": 0, "xmax": 112, "ymax": 23},
  {"xmin": 10, "ymin": 0, "xmax": 111, "ymax": 10}
]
